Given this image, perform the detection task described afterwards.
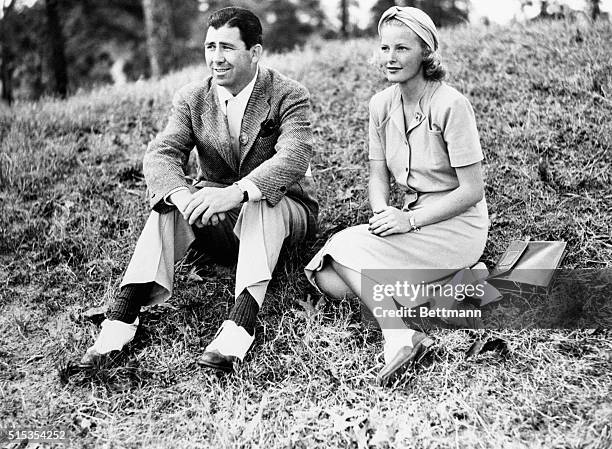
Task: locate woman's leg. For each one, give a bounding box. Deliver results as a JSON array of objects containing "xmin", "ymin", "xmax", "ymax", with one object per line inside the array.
[
  {"xmin": 329, "ymin": 260, "xmax": 408, "ymax": 331},
  {"xmin": 313, "ymin": 264, "xmax": 354, "ymax": 300},
  {"xmin": 327, "ymin": 259, "xmax": 419, "ymax": 365}
]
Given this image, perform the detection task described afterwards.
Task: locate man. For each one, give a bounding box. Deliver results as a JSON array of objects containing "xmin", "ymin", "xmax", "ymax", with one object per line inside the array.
[{"xmin": 79, "ymin": 7, "xmax": 317, "ymax": 372}]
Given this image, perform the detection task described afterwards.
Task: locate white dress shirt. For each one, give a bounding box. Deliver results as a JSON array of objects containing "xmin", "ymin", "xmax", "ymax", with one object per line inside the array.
[{"xmin": 216, "ymin": 67, "xmax": 262, "ymax": 201}]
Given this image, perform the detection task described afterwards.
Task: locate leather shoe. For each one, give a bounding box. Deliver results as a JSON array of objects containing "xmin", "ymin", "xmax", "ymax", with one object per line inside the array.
[
  {"xmin": 377, "ymin": 333, "xmax": 434, "ymax": 387},
  {"xmin": 78, "ymin": 348, "xmax": 104, "ymax": 369},
  {"xmin": 198, "ymin": 349, "xmax": 237, "ymax": 373}
]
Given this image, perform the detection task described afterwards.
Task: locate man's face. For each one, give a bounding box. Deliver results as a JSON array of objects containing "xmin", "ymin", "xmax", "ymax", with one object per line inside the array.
[{"xmin": 205, "ymin": 25, "xmax": 260, "ymax": 95}]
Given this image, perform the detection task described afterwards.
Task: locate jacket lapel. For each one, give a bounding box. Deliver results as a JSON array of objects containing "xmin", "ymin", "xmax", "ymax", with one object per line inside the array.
[
  {"xmin": 239, "ymin": 68, "xmax": 271, "ymax": 167},
  {"xmin": 200, "ymin": 83, "xmax": 238, "ymax": 172}
]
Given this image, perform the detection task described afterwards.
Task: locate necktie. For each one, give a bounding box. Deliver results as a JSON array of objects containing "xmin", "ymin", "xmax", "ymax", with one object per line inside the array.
[{"xmin": 226, "ymin": 99, "xmax": 241, "ymax": 158}]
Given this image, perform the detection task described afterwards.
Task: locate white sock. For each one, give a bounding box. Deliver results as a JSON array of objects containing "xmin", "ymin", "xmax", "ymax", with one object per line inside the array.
[
  {"xmin": 205, "ymin": 320, "xmax": 255, "ymax": 361},
  {"xmin": 90, "ymin": 317, "xmax": 139, "ymax": 355}
]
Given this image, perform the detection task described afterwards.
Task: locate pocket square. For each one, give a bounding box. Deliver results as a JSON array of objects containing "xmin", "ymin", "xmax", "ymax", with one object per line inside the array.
[{"xmin": 259, "ymin": 119, "xmax": 278, "ymax": 138}]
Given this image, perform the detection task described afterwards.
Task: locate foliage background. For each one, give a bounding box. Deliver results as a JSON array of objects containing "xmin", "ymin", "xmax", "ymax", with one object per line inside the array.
[{"xmin": 1, "ymin": 0, "xmax": 608, "ymax": 102}]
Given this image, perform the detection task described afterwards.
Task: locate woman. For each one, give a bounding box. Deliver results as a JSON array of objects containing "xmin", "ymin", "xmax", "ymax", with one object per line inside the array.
[{"xmin": 304, "ymin": 6, "xmax": 488, "ymax": 385}]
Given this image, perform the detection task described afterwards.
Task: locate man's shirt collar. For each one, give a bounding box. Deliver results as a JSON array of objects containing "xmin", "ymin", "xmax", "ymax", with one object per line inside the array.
[{"xmin": 216, "ymin": 66, "xmax": 259, "ymax": 107}]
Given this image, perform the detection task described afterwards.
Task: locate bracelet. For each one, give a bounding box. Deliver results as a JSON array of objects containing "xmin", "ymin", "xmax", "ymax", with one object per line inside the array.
[{"xmin": 409, "ymin": 214, "xmax": 420, "ymax": 232}]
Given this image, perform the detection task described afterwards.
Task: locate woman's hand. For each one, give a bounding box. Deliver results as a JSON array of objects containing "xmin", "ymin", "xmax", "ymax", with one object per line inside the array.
[{"xmin": 368, "ymin": 206, "xmax": 412, "ymax": 237}]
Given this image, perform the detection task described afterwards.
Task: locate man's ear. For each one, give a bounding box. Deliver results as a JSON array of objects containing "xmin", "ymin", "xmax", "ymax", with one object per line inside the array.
[{"xmin": 250, "ymin": 44, "xmax": 263, "ymax": 64}]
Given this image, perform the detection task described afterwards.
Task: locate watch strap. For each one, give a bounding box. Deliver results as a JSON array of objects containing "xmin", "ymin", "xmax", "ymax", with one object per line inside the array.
[{"xmin": 234, "ymin": 182, "xmax": 249, "ymax": 203}]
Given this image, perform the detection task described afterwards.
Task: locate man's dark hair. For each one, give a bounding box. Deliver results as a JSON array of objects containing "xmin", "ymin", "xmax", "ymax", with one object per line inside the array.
[{"xmin": 208, "ymin": 7, "xmax": 263, "ymax": 49}]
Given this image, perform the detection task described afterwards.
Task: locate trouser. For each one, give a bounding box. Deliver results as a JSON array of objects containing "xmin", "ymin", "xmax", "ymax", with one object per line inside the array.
[{"xmin": 119, "ymin": 197, "xmax": 309, "ymax": 307}]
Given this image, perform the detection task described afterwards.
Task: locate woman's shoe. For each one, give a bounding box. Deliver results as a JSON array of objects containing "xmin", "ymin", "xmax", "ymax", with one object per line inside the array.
[{"xmin": 377, "ymin": 333, "xmax": 434, "ymax": 387}]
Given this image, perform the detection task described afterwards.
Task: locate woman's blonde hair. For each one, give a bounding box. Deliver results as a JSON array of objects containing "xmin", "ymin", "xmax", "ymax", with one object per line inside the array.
[{"xmin": 421, "ymin": 43, "xmax": 446, "ymax": 81}]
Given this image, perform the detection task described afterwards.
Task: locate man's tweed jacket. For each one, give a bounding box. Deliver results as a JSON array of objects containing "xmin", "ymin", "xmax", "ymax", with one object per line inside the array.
[{"xmin": 143, "ymin": 65, "xmax": 318, "ymax": 234}]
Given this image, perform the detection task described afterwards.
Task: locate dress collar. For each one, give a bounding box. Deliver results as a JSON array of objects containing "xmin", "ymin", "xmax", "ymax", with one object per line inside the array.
[{"xmin": 389, "ymin": 81, "xmax": 440, "ymax": 135}]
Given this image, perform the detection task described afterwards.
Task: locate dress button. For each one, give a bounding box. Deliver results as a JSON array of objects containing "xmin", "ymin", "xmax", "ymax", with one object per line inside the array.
[
  {"xmin": 239, "ymin": 134, "xmax": 248, "ymax": 145},
  {"xmin": 415, "ymin": 112, "xmax": 422, "ymax": 120}
]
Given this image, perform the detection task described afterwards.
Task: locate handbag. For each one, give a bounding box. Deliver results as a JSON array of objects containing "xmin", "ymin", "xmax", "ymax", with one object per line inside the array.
[{"xmin": 487, "ymin": 238, "xmax": 567, "ymax": 295}]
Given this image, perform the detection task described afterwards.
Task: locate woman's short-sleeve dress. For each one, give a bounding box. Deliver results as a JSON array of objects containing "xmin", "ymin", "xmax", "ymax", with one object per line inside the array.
[{"xmin": 304, "ymin": 81, "xmax": 489, "ymax": 296}]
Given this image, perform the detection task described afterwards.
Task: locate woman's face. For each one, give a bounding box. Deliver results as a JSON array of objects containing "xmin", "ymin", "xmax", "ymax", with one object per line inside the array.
[{"xmin": 379, "ymin": 23, "xmax": 424, "ymax": 85}]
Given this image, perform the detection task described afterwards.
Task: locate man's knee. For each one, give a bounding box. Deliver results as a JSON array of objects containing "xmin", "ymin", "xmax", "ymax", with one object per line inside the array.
[
  {"xmin": 237, "ymin": 198, "xmax": 301, "ymax": 234},
  {"xmin": 240, "ymin": 198, "xmax": 281, "ymax": 217},
  {"xmin": 234, "ymin": 199, "xmax": 309, "ymax": 252}
]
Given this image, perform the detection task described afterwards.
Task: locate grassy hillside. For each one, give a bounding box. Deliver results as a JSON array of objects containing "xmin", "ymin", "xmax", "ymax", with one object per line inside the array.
[{"xmin": 1, "ymin": 19, "xmax": 611, "ymax": 448}]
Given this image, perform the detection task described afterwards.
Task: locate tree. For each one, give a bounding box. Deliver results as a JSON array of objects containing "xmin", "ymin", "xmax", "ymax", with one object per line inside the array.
[
  {"xmin": 589, "ymin": 0, "xmax": 601, "ymax": 20},
  {"xmin": 340, "ymin": 0, "xmax": 348, "ymax": 37},
  {"xmin": 62, "ymin": 0, "xmax": 148, "ymax": 86},
  {"xmin": 2, "ymin": 0, "xmax": 327, "ymax": 99},
  {"xmin": 142, "ymin": 0, "xmax": 173, "ymax": 77},
  {"xmin": 406, "ymin": 0, "xmax": 469, "ymax": 27},
  {"xmin": 264, "ymin": 0, "xmax": 316, "ymax": 51},
  {"xmin": 45, "ymin": 0, "xmax": 68, "ymax": 97},
  {"xmin": 2, "ymin": 2, "xmax": 47, "ymax": 101},
  {"xmin": 1, "ymin": 0, "xmax": 16, "ymax": 104},
  {"xmin": 200, "ymin": 0, "xmax": 324, "ymax": 52},
  {"xmin": 335, "ymin": 0, "xmax": 359, "ymax": 38},
  {"xmin": 368, "ymin": 0, "xmax": 397, "ymax": 33},
  {"xmin": 371, "ymin": 0, "xmax": 470, "ymax": 28}
]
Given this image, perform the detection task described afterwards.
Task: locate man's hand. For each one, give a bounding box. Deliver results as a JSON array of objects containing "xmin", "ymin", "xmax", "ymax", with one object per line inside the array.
[
  {"xmin": 170, "ymin": 189, "xmax": 205, "ymax": 228},
  {"xmin": 183, "ymin": 185, "xmax": 243, "ymax": 226},
  {"xmin": 368, "ymin": 206, "xmax": 412, "ymax": 237}
]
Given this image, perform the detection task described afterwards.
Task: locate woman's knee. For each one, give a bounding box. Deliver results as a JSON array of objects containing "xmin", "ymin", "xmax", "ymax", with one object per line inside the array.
[{"xmin": 314, "ymin": 265, "xmax": 353, "ymax": 300}]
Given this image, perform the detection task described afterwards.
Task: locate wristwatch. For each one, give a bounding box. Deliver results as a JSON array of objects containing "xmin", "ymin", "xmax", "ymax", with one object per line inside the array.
[
  {"xmin": 234, "ymin": 182, "xmax": 249, "ymax": 203},
  {"xmin": 409, "ymin": 214, "xmax": 420, "ymax": 232}
]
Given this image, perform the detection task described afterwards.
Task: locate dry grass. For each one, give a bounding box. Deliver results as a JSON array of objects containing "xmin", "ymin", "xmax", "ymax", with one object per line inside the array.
[{"xmin": 1, "ymin": 19, "xmax": 611, "ymax": 448}]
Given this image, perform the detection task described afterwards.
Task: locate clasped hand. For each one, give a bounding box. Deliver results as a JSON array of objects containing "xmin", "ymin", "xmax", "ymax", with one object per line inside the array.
[
  {"xmin": 173, "ymin": 185, "xmax": 243, "ymax": 227},
  {"xmin": 368, "ymin": 206, "xmax": 411, "ymax": 237}
]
